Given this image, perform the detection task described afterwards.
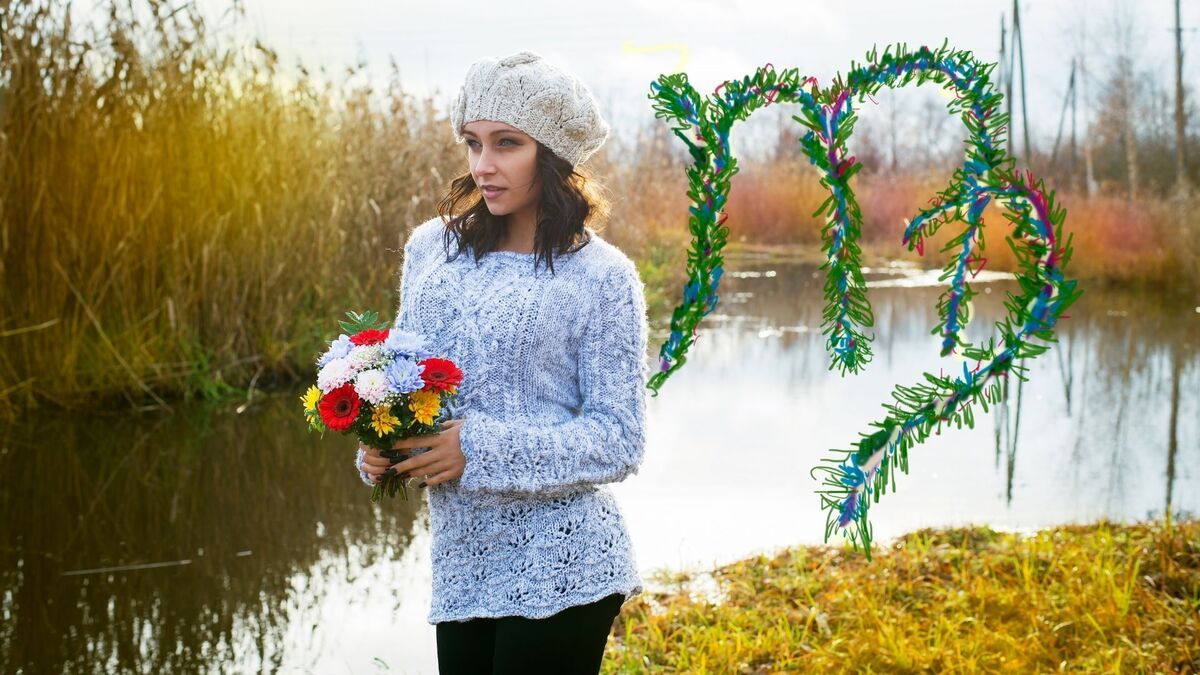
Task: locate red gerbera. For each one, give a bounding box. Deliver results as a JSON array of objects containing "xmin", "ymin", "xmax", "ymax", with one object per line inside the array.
[
  {"xmin": 419, "ymin": 357, "xmax": 464, "ymax": 393},
  {"xmin": 350, "ymin": 328, "xmax": 390, "ymax": 346},
  {"xmin": 318, "ymin": 383, "xmax": 362, "ymax": 432}
]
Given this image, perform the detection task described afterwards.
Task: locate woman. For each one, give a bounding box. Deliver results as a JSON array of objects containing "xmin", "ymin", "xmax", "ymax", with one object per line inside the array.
[{"xmin": 355, "ymin": 51, "xmax": 650, "ymax": 674}]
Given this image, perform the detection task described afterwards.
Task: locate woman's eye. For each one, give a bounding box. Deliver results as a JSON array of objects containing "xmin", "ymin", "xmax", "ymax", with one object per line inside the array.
[{"xmin": 466, "ymin": 138, "xmax": 516, "ymax": 148}]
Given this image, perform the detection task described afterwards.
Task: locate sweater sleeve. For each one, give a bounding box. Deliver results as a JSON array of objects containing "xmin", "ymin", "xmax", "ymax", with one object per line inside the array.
[{"xmin": 455, "ymin": 260, "xmax": 650, "ymax": 496}]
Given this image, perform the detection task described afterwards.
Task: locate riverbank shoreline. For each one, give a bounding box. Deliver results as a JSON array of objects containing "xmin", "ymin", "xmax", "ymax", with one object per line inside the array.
[
  {"xmin": 721, "ymin": 240, "xmax": 1200, "ymax": 298},
  {"xmin": 4, "ymin": 245, "xmax": 1194, "ymax": 420},
  {"xmin": 606, "ymin": 517, "xmax": 1199, "ymax": 673}
]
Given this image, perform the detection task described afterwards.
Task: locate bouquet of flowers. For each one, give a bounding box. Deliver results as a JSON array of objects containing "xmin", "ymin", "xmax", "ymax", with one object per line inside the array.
[{"xmin": 301, "ymin": 310, "xmax": 463, "ymax": 502}]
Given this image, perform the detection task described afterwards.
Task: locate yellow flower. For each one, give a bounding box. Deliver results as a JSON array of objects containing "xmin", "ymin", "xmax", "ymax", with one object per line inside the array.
[
  {"xmin": 408, "ymin": 389, "xmax": 441, "ymax": 426},
  {"xmin": 370, "ymin": 406, "xmax": 401, "ymax": 436},
  {"xmin": 301, "ymin": 385, "xmax": 321, "ymax": 413}
]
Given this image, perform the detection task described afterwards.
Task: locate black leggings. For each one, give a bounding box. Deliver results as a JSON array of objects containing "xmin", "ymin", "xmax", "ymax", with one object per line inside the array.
[{"xmin": 435, "ymin": 592, "xmax": 625, "ymax": 675}]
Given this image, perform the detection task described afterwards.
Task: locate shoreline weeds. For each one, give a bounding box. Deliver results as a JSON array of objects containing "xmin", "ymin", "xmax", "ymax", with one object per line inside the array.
[{"xmin": 605, "ymin": 517, "xmax": 1199, "ymax": 673}]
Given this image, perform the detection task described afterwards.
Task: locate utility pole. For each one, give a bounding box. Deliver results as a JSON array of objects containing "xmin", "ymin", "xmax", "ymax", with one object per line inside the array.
[
  {"xmin": 999, "ymin": 2, "xmax": 1031, "ymax": 166},
  {"xmin": 1172, "ymin": 0, "xmax": 1190, "ymax": 199},
  {"xmin": 993, "ymin": 13, "xmax": 1012, "ymax": 156},
  {"xmin": 999, "ymin": 14, "xmax": 1009, "ymax": 150},
  {"xmin": 1013, "ymin": 0, "xmax": 1032, "ymax": 164},
  {"xmin": 1050, "ymin": 59, "xmax": 1078, "ymax": 188}
]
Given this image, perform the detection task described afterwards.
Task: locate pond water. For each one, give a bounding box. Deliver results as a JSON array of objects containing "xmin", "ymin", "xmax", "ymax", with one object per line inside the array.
[{"xmin": 3, "ymin": 256, "xmax": 1197, "ymax": 673}]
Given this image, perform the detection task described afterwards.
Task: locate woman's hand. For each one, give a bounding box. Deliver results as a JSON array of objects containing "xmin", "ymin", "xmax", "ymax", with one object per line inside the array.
[
  {"xmin": 361, "ymin": 419, "xmax": 466, "ymax": 488},
  {"xmin": 357, "ymin": 442, "xmax": 394, "ymax": 485}
]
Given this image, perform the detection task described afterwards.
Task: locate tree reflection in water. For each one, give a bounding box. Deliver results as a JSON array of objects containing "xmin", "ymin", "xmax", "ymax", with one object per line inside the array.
[{"xmin": 1, "ymin": 394, "xmax": 422, "ymax": 673}]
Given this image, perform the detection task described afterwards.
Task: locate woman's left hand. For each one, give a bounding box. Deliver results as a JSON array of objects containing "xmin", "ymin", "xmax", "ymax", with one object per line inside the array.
[{"xmin": 390, "ymin": 418, "xmax": 466, "ymax": 487}]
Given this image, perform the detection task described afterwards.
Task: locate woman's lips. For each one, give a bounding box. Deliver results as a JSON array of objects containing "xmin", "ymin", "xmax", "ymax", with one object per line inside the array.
[{"xmin": 482, "ymin": 187, "xmax": 506, "ymax": 199}]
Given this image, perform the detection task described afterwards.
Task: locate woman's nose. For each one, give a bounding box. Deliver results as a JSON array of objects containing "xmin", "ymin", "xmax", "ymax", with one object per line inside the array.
[{"xmin": 473, "ymin": 148, "xmax": 497, "ymax": 176}]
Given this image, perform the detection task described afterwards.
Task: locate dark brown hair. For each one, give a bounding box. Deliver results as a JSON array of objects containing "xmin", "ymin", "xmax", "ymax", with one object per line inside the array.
[{"xmin": 434, "ymin": 140, "xmax": 612, "ymax": 275}]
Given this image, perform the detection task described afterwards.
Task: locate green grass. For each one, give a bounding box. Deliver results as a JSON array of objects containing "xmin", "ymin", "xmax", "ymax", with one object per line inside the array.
[{"xmin": 603, "ymin": 518, "xmax": 1199, "ymax": 673}]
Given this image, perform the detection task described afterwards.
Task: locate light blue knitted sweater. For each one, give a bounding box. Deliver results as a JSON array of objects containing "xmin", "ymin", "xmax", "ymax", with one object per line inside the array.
[{"xmin": 388, "ymin": 216, "xmax": 649, "ymax": 624}]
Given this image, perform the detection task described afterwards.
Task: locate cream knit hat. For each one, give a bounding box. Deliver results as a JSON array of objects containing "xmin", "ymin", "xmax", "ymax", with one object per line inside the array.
[{"xmin": 449, "ymin": 50, "xmax": 610, "ymax": 168}]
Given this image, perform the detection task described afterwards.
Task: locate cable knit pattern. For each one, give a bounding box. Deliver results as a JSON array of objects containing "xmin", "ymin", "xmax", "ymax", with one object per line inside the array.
[{"xmin": 391, "ymin": 216, "xmax": 649, "ymax": 624}]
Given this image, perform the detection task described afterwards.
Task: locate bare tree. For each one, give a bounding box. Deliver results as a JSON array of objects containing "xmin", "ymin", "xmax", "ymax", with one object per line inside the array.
[
  {"xmin": 1077, "ymin": 12, "xmax": 1098, "ymax": 197},
  {"xmin": 1172, "ymin": 0, "xmax": 1190, "ymax": 198},
  {"xmin": 1058, "ymin": 0, "xmax": 1098, "ymax": 197},
  {"xmin": 1104, "ymin": 0, "xmax": 1144, "ymax": 201}
]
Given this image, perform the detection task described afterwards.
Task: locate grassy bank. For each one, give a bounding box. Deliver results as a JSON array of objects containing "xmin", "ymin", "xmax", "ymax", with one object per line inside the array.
[{"xmin": 605, "ymin": 518, "xmax": 1199, "ymax": 673}]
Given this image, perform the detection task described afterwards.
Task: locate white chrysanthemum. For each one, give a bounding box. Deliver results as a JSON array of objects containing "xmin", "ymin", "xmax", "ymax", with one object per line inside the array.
[
  {"xmin": 316, "ymin": 357, "xmax": 354, "ymax": 393},
  {"xmin": 353, "ymin": 368, "xmax": 391, "ymax": 405},
  {"xmin": 347, "ymin": 344, "xmax": 383, "ymax": 371}
]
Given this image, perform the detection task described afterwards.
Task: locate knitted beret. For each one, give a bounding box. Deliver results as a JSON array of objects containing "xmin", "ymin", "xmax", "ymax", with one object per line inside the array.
[{"xmin": 449, "ymin": 50, "xmax": 610, "ymax": 168}]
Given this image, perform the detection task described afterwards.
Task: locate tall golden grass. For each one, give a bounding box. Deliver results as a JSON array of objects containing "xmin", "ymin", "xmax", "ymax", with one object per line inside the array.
[
  {"xmin": 2, "ymin": 1, "xmax": 1195, "ymax": 417},
  {"xmin": 0, "ymin": 1, "xmax": 467, "ymax": 414}
]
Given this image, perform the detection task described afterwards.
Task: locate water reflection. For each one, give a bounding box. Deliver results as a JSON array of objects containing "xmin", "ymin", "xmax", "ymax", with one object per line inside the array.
[
  {"xmin": 1, "ymin": 399, "xmax": 434, "ymax": 673},
  {"xmin": 2, "ymin": 256, "xmax": 1197, "ymax": 673},
  {"xmin": 629, "ymin": 255, "xmax": 1198, "ymax": 576}
]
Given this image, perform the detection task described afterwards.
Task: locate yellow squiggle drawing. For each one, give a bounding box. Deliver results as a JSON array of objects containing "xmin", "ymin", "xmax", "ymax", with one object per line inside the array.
[{"xmin": 620, "ymin": 41, "xmax": 690, "ymax": 73}]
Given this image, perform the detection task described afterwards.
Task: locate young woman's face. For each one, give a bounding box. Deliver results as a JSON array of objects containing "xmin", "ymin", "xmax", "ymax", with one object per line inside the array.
[{"xmin": 462, "ymin": 120, "xmax": 541, "ymax": 219}]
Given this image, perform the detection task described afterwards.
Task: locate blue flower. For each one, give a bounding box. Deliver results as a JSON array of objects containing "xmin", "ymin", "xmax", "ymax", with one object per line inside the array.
[
  {"xmin": 382, "ymin": 329, "xmax": 434, "ymax": 360},
  {"xmin": 383, "ymin": 356, "xmax": 427, "ymax": 394},
  {"xmin": 317, "ymin": 334, "xmax": 353, "ymax": 367}
]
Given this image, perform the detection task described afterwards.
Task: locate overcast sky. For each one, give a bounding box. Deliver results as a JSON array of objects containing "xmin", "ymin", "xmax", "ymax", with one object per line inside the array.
[{"xmin": 140, "ymin": 0, "xmax": 1200, "ymax": 149}]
